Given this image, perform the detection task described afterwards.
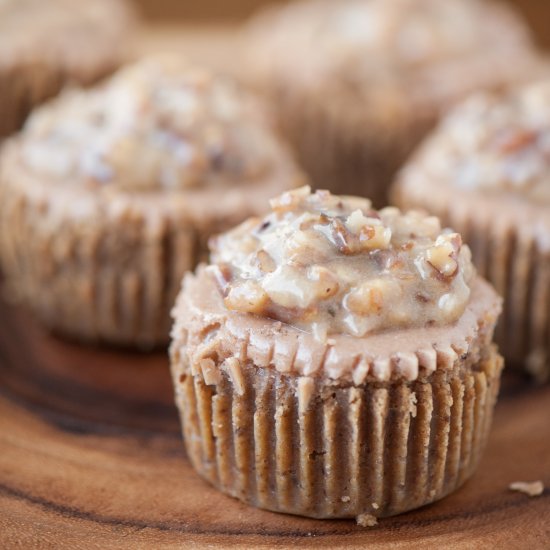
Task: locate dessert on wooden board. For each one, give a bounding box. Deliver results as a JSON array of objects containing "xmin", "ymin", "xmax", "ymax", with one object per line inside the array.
[
  {"xmin": 170, "ymin": 187, "xmax": 503, "ymax": 520},
  {"xmin": 0, "ymin": 0, "xmax": 548, "ymax": 540},
  {"xmin": 0, "ymin": 55, "xmax": 304, "ymax": 348},
  {"xmin": 393, "ymin": 79, "xmax": 550, "ymax": 383},
  {"xmin": 0, "ymin": 0, "xmax": 137, "ymax": 138},
  {"xmin": 244, "ymin": 0, "xmax": 548, "ymax": 206}
]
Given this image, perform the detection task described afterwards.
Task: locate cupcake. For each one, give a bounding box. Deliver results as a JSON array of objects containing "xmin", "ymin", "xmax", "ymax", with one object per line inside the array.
[
  {"xmin": 244, "ymin": 0, "xmax": 546, "ymax": 206},
  {"xmin": 0, "ymin": 56, "xmax": 304, "ymax": 348},
  {"xmin": 393, "ymin": 80, "xmax": 550, "ymax": 382},
  {"xmin": 0, "ymin": 0, "xmax": 136, "ymax": 138},
  {"xmin": 170, "ymin": 186, "xmax": 503, "ymax": 519}
]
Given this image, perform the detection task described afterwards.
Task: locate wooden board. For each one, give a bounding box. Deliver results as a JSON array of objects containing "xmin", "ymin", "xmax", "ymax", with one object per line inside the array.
[{"xmin": 1, "ymin": 299, "xmax": 549, "ymax": 549}]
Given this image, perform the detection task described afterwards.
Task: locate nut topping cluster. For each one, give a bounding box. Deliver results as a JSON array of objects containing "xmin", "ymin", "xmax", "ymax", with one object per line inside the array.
[
  {"xmin": 19, "ymin": 56, "xmax": 281, "ymax": 190},
  {"xmin": 209, "ymin": 187, "xmax": 474, "ymax": 340},
  {"xmin": 414, "ymin": 80, "xmax": 550, "ymax": 203}
]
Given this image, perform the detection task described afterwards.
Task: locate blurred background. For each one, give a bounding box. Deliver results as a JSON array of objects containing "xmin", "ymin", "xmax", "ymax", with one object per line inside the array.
[{"xmin": 134, "ymin": 0, "xmax": 549, "ymax": 47}]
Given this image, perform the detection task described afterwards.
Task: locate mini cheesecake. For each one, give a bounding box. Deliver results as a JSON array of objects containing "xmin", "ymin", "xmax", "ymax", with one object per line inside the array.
[
  {"xmin": 170, "ymin": 187, "xmax": 503, "ymax": 519},
  {"xmin": 244, "ymin": 0, "xmax": 547, "ymax": 206},
  {"xmin": 0, "ymin": 56, "xmax": 304, "ymax": 348},
  {"xmin": 0, "ymin": 0, "xmax": 136, "ymax": 137},
  {"xmin": 394, "ymin": 80, "xmax": 550, "ymax": 382}
]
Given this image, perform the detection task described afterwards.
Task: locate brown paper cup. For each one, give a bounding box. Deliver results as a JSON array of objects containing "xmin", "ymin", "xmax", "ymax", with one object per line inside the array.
[{"xmin": 171, "ymin": 336, "xmax": 502, "ymax": 519}]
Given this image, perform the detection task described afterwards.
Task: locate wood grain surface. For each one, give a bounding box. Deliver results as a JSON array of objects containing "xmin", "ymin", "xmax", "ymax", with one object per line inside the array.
[{"xmin": 0, "ymin": 299, "xmax": 549, "ymax": 549}]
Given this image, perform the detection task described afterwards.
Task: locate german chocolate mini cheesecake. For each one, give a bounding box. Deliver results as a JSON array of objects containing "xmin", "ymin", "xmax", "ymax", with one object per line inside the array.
[
  {"xmin": 170, "ymin": 187, "xmax": 503, "ymax": 520},
  {"xmin": 244, "ymin": 0, "xmax": 546, "ymax": 206},
  {"xmin": 0, "ymin": 0, "xmax": 136, "ymax": 137},
  {"xmin": 394, "ymin": 80, "xmax": 550, "ymax": 382},
  {"xmin": 0, "ymin": 56, "xmax": 303, "ymax": 348}
]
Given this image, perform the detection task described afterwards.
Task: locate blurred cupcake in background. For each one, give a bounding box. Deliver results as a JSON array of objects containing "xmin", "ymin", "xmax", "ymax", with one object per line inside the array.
[
  {"xmin": 0, "ymin": 55, "xmax": 304, "ymax": 348},
  {"xmin": 393, "ymin": 79, "xmax": 550, "ymax": 383},
  {"xmin": 0, "ymin": 0, "xmax": 137, "ymax": 138},
  {"xmin": 244, "ymin": 0, "xmax": 547, "ymax": 206}
]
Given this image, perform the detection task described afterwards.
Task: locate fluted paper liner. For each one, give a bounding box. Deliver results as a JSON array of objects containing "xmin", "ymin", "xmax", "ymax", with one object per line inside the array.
[
  {"xmin": 170, "ymin": 270, "xmax": 503, "ymax": 518},
  {"xmin": 171, "ymin": 333, "xmax": 502, "ymax": 519},
  {"xmin": 394, "ymin": 175, "xmax": 550, "ymax": 382},
  {"xmin": 270, "ymin": 83, "xmax": 429, "ymax": 208},
  {"xmin": 0, "ymin": 63, "xmax": 60, "ymax": 138},
  {"xmin": 172, "ymin": 268, "xmax": 501, "ymax": 382}
]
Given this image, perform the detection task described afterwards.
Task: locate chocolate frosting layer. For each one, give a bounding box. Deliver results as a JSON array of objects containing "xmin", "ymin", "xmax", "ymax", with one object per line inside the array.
[{"xmin": 172, "ymin": 266, "xmax": 501, "ymax": 382}]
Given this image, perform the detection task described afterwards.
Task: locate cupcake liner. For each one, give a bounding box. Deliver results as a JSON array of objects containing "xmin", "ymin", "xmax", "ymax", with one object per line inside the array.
[
  {"xmin": 275, "ymin": 87, "xmax": 430, "ymax": 207},
  {"xmin": 394, "ymin": 185, "xmax": 550, "ymax": 382},
  {"xmin": 0, "ymin": 56, "xmax": 132, "ymax": 139},
  {"xmin": 0, "ymin": 63, "xmax": 58, "ymax": 138},
  {"xmin": 171, "ymin": 337, "xmax": 502, "ymax": 519},
  {"xmin": 0, "ymin": 183, "xmax": 199, "ymax": 347}
]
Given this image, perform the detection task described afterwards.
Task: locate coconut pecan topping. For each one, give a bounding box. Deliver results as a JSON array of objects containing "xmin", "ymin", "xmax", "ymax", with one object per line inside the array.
[
  {"xmin": 209, "ymin": 187, "xmax": 475, "ymax": 340},
  {"xmin": 414, "ymin": 80, "xmax": 550, "ymax": 203},
  {"xmin": 19, "ymin": 56, "xmax": 281, "ymax": 190}
]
